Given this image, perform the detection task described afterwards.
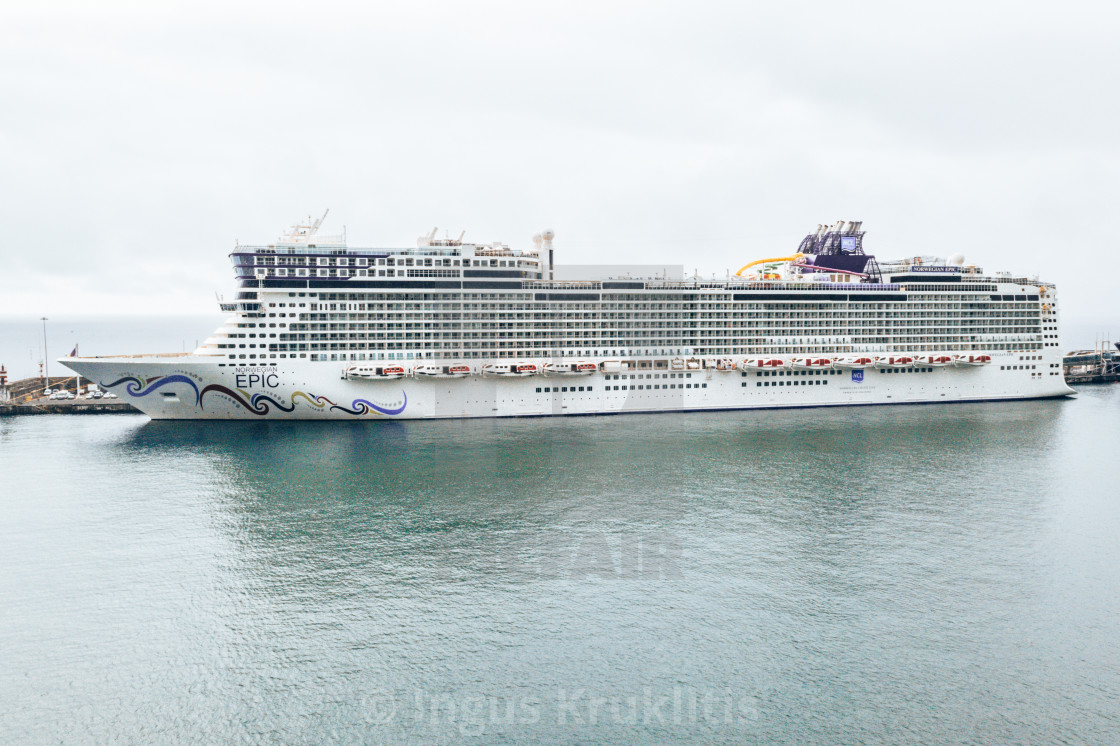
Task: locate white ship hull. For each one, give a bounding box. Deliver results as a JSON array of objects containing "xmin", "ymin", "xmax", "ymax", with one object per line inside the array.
[{"xmin": 60, "ymin": 354, "xmax": 1074, "ymax": 421}]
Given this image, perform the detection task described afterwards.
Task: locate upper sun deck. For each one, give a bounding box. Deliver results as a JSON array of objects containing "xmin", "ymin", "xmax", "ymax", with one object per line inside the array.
[
  {"xmin": 233, "ymin": 212, "xmax": 545, "ymax": 261},
  {"xmin": 226, "ymin": 215, "xmax": 1048, "ymax": 291}
]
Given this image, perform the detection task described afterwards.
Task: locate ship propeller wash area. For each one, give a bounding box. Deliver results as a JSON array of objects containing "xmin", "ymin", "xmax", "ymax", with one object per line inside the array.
[{"xmin": 58, "ymin": 216, "xmax": 1072, "ymax": 420}]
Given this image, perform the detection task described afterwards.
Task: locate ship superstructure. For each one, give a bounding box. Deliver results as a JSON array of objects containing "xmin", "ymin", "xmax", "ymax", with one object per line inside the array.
[{"xmin": 60, "ymin": 216, "xmax": 1073, "ymax": 419}]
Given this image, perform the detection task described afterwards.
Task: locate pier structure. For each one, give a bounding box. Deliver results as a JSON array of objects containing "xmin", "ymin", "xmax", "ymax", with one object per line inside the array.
[
  {"xmin": 0, "ymin": 374, "xmax": 137, "ymax": 416},
  {"xmin": 1064, "ymin": 343, "xmax": 1120, "ymax": 384}
]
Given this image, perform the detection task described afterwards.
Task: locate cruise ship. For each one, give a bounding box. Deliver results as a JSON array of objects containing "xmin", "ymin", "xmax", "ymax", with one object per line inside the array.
[{"xmin": 60, "ymin": 215, "xmax": 1073, "ymax": 419}]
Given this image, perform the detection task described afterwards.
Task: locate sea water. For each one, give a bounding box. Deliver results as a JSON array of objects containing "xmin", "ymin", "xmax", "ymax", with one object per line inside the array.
[{"xmin": 1, "ymin": 385, "xmax": 1119, "ymax": 742}]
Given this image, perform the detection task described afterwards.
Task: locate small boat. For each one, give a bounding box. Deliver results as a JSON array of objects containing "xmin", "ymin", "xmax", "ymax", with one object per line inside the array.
[
  {"xmin": 952, "ymin": 354, "xmax": 991, "ymax": 367},
  {"xmin": 790, "ymin": 356, "xmax": 833, "ymax": 370},
  {"xmin": 833, "ymin": 356, "xmax": 875, "ymax": 369},
  {"xmin": 415, "ymin": 364, "xmax": 471, "ymax": 378},
  {"xmin": 482, "ymin": 362, "xmax": 539, "ymax": 377},
  {"xmin": 481, "ymin": 363, "xmax": 511, "ymax": 377},
  {"xmin": 875, "ymin": 356, "xmax": 914, "ymax": 369},
  {"xmin": 738, "ymin": 357, "xmax": 786, "ymax": 371},
  {"xmin": 343, "ymin": 364, "xmax": 407, "ymax": 380},
  {"xmin": 915, "ymin": 354, "xmax": 953, "ymax": 367},
  {"xmin": 544, "ymin": 361, "xmax": 596, "ymax": 376}
]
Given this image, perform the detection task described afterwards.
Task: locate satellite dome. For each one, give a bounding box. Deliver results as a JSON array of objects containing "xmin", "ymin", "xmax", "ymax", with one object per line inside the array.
[
  {"xmin": 542, "ymin": 229, "xmax": 555, "ymax": 240},
  {"xmin": 947, "ymin": 253, "xmax": 965, "ymax": 266}
]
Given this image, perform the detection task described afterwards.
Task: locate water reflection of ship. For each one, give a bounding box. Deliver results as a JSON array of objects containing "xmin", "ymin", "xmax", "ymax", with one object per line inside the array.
[
  {"xmin": 107, "ymin": 403, "xmax": 1067, "ymax": 607},
  {"xmin": 1064, "ymin": 343, "xmax": 1120, "ymax": 384}
]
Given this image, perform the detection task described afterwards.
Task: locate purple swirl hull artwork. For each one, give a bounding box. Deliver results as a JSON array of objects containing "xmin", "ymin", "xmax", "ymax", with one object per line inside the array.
[
  {"xmin": 102, "ymin": 375, "xmax": 407, "ymax": 417},
  {"xmin": 105, "ymin": 375, "xmax": 202, "ymax": 404}
]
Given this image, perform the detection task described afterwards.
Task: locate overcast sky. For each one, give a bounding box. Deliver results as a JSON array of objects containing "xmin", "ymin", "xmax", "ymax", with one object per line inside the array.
[{"xmin": 3, "ymin": 0, "xmax": 1118, "ymax": 329}]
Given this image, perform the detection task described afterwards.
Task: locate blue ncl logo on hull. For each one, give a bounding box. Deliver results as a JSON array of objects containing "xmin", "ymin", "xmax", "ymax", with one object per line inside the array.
[{"xmin": 852, "ymin": 370, "xmax": 864, "ymax": 383}]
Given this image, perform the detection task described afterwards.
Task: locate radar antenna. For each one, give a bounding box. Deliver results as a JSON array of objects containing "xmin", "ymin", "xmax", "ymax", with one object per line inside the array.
[{"xmin": 308, "ymin": 209, "xmax": 329, "ymax": 236}]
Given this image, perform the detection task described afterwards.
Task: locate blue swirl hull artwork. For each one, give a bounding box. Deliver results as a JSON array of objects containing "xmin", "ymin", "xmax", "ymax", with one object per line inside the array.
[
  {"xmin": 97, "ymin": 371, "xmax": 408, "ymax": 419},
  {"xmin": 105, "ymin": 374, "xmax": 202, "ymax": 404}
]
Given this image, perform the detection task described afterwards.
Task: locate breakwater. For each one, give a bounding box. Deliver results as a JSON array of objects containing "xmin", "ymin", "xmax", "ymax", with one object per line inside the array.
[{"xmin": 0, "ymin": 399, "xmax": 137, "ymax": 417}]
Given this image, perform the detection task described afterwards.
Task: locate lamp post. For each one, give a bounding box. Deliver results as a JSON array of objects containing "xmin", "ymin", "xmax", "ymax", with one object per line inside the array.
[{"xmin": 40, "ymin": 317, "xmax": 48, "ymax": 381}]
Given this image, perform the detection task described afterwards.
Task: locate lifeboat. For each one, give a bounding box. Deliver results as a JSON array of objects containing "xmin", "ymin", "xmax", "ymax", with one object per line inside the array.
[
  {"xmin": 670, "ymin": 358, "xmax": 686, "ymax": 371},
  {"xmin": 738, "ymin": 357, "xmax": 786, "ymax": 371},
  {"xmin": 685, "ymin": 358, "xmax": 702, "ymax": 370},
  {"xmin": 915, "ymin": 354, "xmax": 953, "ymax": 367},
  {"xmin": 343, "ymin": 364, "xmax": 406, "ymax": 380},
  {"xmin": 415, "ymin": 364, "xmax": 471, "ymax": 378},
  {"xmin": 790, "ymin": 357, "xmax": 834, "ymax": 370},
  {"xmin": 952, "ymin": 354, "xmax": 992, "ymax": 367},
  {"xmin": 833, "ymin": 356, "xmax": 875, "ymax": 370},
  {"xmin": 484, "ymin": 362, "xmax": 539, "ymax": 377},
  {"xmin": 875, "ymin": 356, "xmax": 914, "ymax": 369},
  {"xmin": 544, "ymin": 361, "xmax": 596, "ymax": 376}
]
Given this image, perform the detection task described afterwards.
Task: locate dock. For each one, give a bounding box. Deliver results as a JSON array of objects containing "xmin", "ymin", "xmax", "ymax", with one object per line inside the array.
[
  {"xmin": 1064, "ymin": 344, "xmax": 1120, "ymax": 385},
  {"xmin": 0, "ymin": 399, "xmax": 138, "ymax": 417},
  {"xmin": 0, "ymin": 375, "xmax": 139, "ymax": 417}
]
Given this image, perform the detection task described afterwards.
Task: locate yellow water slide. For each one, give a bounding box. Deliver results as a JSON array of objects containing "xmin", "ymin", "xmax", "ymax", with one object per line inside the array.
[{"xmin": 735, "ymin": 253, "xmax": 803, "ymax": 277}]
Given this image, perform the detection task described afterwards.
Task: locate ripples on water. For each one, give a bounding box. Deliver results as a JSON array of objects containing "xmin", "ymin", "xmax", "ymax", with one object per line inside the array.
[{"xmin": 2, "ymin": 391, "xmax": 1119, "ymax": 743}]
